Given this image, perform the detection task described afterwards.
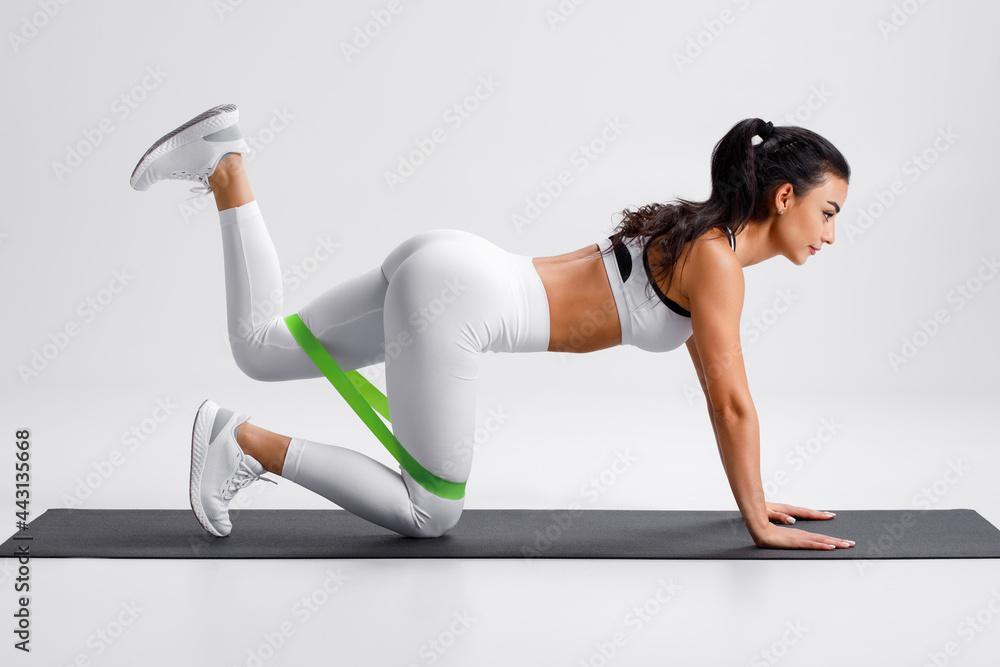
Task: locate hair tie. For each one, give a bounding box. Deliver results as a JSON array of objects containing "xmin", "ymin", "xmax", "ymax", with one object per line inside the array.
[{"xmin": 758, "ymin": 120, "xmax": 775, "ymax": 142}]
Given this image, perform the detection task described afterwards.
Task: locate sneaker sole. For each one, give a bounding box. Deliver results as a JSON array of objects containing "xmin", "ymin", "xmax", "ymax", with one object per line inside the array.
[
  {"xmin": 129, "ymin": 103, "xmax": 239, "ymax": 191},
  {"xmin": 189, "ymin": 398, "xmax": 226, "ymax": 537}
]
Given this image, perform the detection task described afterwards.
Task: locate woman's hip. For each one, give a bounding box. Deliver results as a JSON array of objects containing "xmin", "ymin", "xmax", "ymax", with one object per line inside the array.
[{"xmin": 381, "ymin": 229, "xmax": 550, "ymax": 354}]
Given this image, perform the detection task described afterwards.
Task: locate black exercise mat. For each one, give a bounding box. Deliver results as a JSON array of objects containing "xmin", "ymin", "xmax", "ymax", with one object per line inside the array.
[{"xmin": 2, "ymin": 508, "xmax": 999, "ymax": 559}]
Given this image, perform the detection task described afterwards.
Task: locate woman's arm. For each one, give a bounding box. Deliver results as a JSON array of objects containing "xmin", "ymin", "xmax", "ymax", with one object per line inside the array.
[
  {"xmin": 685, "ymin": 335, "xmax": 724, "ymax": 465},
  {"xmin": 683, "ymin": 241, "xmax": 770, "ymax": 539}
]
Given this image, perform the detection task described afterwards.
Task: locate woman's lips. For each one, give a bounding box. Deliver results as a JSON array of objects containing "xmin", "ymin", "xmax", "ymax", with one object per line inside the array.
[{"xmin": 809, "ymin": 245, "xmax": 819, "ymax": 255}]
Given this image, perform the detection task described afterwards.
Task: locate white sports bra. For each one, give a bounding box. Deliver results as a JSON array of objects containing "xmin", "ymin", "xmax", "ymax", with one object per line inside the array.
[{"xmin": 595, "ymin": 226, "xmax": 736, "ymax": 352}]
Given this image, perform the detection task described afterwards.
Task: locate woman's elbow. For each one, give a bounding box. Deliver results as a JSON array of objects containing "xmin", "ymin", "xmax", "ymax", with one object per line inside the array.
[{"xmin": 710, "ymin": 395, "xmax": 754, "ymax": 420}]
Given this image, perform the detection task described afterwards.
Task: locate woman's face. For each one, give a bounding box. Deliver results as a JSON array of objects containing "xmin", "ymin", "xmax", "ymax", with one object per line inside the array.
[{"xmin": 775, "ymin": 174, "xmax": 849, "ymax": 265}]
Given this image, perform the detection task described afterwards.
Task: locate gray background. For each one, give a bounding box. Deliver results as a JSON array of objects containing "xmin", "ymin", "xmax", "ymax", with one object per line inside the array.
[{"xmin": 1, "ymin": 1, "xmax": 998, "ymax": 665}]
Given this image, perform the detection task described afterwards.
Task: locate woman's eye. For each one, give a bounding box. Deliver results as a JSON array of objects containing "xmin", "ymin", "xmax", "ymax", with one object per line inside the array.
[{"xmin": 823, "ymin": 212, "xmax": 834, "ymax": 221}]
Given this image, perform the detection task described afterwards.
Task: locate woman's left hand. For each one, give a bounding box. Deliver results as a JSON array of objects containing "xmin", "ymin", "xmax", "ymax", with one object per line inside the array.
[{"xmin": 765, "ymin": 502, "xmax": 837, "ymax": 525}]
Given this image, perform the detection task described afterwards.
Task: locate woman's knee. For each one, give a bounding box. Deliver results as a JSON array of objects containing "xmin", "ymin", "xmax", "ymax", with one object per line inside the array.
[
  {"xmin": 230, "ymin": 339, "xmax": 277, "ymax": 381},
  {"xmin": 228, "ymin": 317, "xmax": 287, "ymax": 381},
  {"xmin": 400, "ymin": 471, "xmax": 465, "ymax": 538},
  {"xmin": 405, "ymin": 503, "xmax": 463, "ymax": 538}
]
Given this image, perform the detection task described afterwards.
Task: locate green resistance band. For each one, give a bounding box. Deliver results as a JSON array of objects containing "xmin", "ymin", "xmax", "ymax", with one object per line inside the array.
[{"xmin": 283, "ymin": 313, "xmax": 467, "ymax": 500}]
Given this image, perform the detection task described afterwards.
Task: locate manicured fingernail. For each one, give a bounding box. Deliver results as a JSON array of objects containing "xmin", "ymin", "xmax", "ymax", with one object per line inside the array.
[
  {"xmin": 787, "ymin": 517, "xmax": 796, "ymax": 524},
  {"xmin": 824, "ymin": 512, "xmax": 836, "ymax": 516}
]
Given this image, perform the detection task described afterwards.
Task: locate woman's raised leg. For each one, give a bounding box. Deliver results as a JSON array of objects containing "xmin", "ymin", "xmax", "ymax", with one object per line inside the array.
[
  {"xmin": 209, "ymin": 154, "xmax": 389, "ymax": 381},
  {"xmin": 131, "ymin": 106, "xmax": 476, "ymax": 539},
  {"xmin": 233, "ymin": 239, "xmax": 507, "ymax": 538},
  {"xmin": 206, "ymin": 155, "xmax": 477, "ymax": 537}
]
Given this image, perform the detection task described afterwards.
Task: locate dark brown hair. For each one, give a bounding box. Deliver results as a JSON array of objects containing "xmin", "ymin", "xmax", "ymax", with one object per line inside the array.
[{"xmin": 603, "ymin": 118, "xmax": 851, "ymax": 301}]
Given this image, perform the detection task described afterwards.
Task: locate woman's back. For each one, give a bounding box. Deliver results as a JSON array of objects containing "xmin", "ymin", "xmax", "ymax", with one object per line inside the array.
[{"xmin": 531, "ymin": 225, "xmax": 736, "ymax": 353}]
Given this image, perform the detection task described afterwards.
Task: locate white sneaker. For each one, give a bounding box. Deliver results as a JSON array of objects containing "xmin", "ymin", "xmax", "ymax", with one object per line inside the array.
[
  {"xmin": 189, "ymin": 399, "xmax": 277, "ymax": 537},
  {"xmin": 129, "ymin": 103, "xmax": 249, "ymax": 193}
]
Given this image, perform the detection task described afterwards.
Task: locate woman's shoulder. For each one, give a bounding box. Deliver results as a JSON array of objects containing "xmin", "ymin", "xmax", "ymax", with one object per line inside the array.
[
  {"xmin": 673, "ymin": 226, "xmax": 742, "ymax": 305},
  {"xmin": 642, "ymin": 225, "xmax": 738, "ymax": 273},
  {"xmin": 639, "ymin": 224, "xmax": 731, "ymax": 253}
]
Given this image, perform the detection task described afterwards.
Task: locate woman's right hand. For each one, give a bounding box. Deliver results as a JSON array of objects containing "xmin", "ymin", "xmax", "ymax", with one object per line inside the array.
[{"xmin": 752, "ymin": 524, "xmax": 856, "ymax": 550}]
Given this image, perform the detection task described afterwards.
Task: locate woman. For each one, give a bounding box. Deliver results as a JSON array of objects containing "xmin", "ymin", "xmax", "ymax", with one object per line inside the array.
[{"xmin": 130, "ymin": 104, "xmax": 854, "ymax": 551}]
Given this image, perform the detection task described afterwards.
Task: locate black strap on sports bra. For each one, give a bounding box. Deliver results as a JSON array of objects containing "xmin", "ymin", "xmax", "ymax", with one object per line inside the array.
[
  {"xmin": 608, "ymin": 227, "xmax": 735, "ymax": 319},
  {"xmin": 611, "ymin": 236, "xmax": 632, "ymax": 282},
  {"xmin": 609, "ymin": 225, "xmax": 735, "ymax": 285}
]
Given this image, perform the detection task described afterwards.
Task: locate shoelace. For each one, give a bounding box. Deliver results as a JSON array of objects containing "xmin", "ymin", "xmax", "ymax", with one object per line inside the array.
[
  {"xmin": 221, "ymin": 451, "xmax": 277, "ymax": 501},
  {"xmin": 186, "ymin": 174, "xmax": 213, "ymax": 200}
]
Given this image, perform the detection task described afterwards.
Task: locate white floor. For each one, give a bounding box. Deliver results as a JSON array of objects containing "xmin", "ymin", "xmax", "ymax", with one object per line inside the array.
[
  {"xmin": 2, "ymin": 393, "xmax": 999, "ymax": 665},
  {"xmin": 6, "ymin": 557, "xmax": 1000, "ymax": 666}
]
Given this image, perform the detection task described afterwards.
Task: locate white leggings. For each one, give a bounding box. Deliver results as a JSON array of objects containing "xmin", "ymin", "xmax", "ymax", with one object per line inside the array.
[{"xmin": 219, "ymin": 200, "xmax": 550, "ymax": 537}]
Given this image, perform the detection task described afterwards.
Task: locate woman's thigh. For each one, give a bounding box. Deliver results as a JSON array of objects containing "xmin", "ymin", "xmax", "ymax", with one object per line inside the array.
[
  {"xmin": 382, "ymin": 237, "xmax": 510, "ymax": 484},
  {"xmin": 294, "ymin": 229, "xmax": 489, "ymax": 375},
  {"xmin": 296, "ymin": 228, "xmax": 512, "ymax": 376},
  {"xmin": 296, "ymin": 265, "xmax": 389, "ymax": 372}
]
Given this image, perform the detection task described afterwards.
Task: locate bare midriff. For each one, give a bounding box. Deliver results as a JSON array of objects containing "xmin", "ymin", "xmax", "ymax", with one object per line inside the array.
[
  {"xmin": 530, "ymin": 244, "xmax": 621, "ymax": 353},
  {"xmin": 531, "ymin": 240, "xmax": 692, "ymax": 353}
]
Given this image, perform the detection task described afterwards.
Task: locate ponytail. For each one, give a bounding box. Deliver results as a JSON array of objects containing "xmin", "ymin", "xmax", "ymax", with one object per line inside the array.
[{"xmin": 603, "ymin": 118, "xmax": 849, "ymax": 301}]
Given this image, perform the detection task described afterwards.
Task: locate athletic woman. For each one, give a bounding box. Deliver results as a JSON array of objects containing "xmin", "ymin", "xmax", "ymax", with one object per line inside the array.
[{"xmin": 130, "ymin": 105, "xmax": 854, "ymax": 551}]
